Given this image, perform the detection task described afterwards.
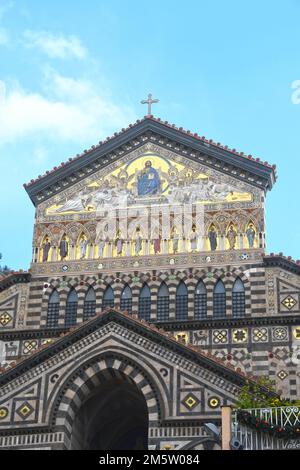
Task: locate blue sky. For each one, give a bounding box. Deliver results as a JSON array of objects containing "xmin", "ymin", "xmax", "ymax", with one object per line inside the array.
[{"xmin": 0, "ymin": 0, "xmax": 300, "ymax": 269}]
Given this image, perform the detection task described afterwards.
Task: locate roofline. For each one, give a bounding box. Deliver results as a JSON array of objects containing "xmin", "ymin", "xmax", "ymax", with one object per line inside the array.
[
  {"xmin": 264, "ymin": 253, "xmax": 300, "ymax": 275},
  {"xmin": 0, "ymin": 271, "xmax": 31, "ymax": 293},
  {"xmin": 24, "ymin": 116, "xmax": 277, "ymax": 206}
]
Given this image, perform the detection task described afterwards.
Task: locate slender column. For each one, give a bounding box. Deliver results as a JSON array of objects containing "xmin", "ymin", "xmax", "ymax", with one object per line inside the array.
[
  {"xmin": 221, "ymin": 406, "xmax": 232, "ymax": 450},
  {"xmin": 108, "ymin": 242, "xmax": 113, "ymax": 257},
  {"xmin": 220, "ymin": 235, "xmax": 225, "ymax": 251},
  {"xmin": 52, "ymin": 246, "xmax": 57, "ymax": 262},
  {"xmin": 88, "ymin": 244, "xmax": 94, "ymax": 259}
]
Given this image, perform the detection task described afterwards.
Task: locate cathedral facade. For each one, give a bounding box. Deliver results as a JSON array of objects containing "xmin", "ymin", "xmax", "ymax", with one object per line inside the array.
[{"xmin": 0, "ymin": 116, "xmax": 299, "ymax": 450}]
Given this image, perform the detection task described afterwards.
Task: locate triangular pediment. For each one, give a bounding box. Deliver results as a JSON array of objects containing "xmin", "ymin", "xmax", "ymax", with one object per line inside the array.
[
  {"xmin": 0, "ymin": 310, "xmax": 277, "ymax": 434},
  {"xmin": 40, "ymin": 144, "xmax": 257, "ymax": 219},
  {"xmin": 0, "ymin": 309, "xmax": 269, "ymax": 391},
  {"xmin": 25, "ymin": 117, "xmax": 276, "ymax": 206}
]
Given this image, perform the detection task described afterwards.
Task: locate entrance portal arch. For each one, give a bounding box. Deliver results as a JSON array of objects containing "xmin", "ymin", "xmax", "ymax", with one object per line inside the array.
[
  {"xmin": 52, "ymin": 354, "xmax": 163, "ymax": 450},
  {"xmin": 71, "ymin": 369, "xmax": 148, "ymax": 450}
]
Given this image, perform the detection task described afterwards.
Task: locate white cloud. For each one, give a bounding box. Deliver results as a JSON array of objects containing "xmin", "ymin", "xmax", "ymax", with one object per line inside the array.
[
  {"xmin": 0, "ymin": 71, "xmax": 136, "ymax": 145},
  {"xmin": 24, "ymin": 30, "xmax": 87, "ymax": 59}
]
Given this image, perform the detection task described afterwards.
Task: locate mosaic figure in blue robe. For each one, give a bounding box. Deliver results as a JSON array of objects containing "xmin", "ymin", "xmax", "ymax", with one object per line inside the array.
[{"xmin": 137, "ymin": 161, "xmax": 161, "ymax": 196}]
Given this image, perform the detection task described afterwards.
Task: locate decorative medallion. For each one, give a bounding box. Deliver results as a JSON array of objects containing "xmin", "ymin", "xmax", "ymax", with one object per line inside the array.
[
  {"xmin": 213, "ymin": 330, "xmax": 228, "ymax": 344},
  {"xmin": 175, "ymin": 332, "xmax": 189, "ymax": 344},
  {"xmin": 293, "ymin": 327, "xmax": 300, "ymax": 340},
  {"xmin": 277, "ymin": 370, "xmax": 288, "ymax": 381},
  {"xmin": 240, "ymin": 253, "xmax": 249, "ymax": 260},
  {"xmin": 0, "ymin": 312, "xmax": 12, "ymax": 326},
  {"xmin": 22, "ymin": 340, "xmax": 38, "ymax": 355},
  {"xmin": 252, "ymin": 327, "xmax": 268, "ymax": 343},
  {"xmin": 281, "ymin": 295, "xmax": 297, "ymax": 310},
  {"xmin": 232, "ymin": 329, "xmax": 248, "ymax": 343},
  {"xmin": 16, "ymin": 402, "xmax": 34, "ymax": 420},
  {"xmin": 272, "ymin": 327, "xmax": 288, "ymax": 342},
  {"xmin": 62, "ymin": 265, "xmax": 69, "ymax": 272},
  {"xmin": 208, "ymin": 397, "xmax": 220, "ymax": 409},
  {"xmin": 0, "ymin": 407, "xmax": 8, "ymax": 420},
  {"xmin": 182, "ymin": 393, "xmax": 200, "ymax": 411}
]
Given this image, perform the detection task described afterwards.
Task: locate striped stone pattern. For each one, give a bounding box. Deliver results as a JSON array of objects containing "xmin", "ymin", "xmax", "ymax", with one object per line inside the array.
[
  {"xmin": 55, "ymin": 357, "xmax": 160, "ymax": 449},
  {"xmin": 31, "ymin": 263, "xmax": 268, "ymax": 328}
]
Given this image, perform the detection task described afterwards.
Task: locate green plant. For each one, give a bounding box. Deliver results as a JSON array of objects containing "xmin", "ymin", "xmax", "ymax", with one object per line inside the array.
[{"xmin": 234, "ymin": 377, "xmax": 300, "ymax": 409}]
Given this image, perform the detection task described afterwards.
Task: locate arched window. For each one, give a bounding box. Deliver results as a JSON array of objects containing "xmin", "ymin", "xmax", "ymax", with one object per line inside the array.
[
  {"xmin": 120, "ymin": 285, "xmax": 132, "ymax": 313},
  {"xmin": 232, "ymin": 278, "xmax": 245, "ymax": 317},
  {"xmin": 176, "ymin": 281, "xmax": 188, "ymax": 320},
  {"xmin": 157, "ymin": 282, "xmax": 169, "ymax": 321},
  {"xmin": 213, "ymin": 280, "xmax": 226, "ymax": 318},
  {"xmin": 46, "ymin": 290, "xmax": 60, "ymax": 327},
  {"xmin": 194, "ymin": 280, "xmax": 207, "ymax": 319},
  {"xmin": 102, "ymin": 286, "xmax": 114, "ymax": 309},
  {"xmin": 83, "ymin": 287, "xmax": 96, "ymax": 321},
  {"xmin": 65, "ymin": 289, "xmax": 78, "ymax": 327},
  {"xmin": 138, "ymin": 284, "xmax": 151, "ymax": 321}
]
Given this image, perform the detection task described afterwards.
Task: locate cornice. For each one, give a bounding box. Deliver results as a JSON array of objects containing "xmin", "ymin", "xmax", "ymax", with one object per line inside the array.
[
  {"xmin": 0, "ymin": 272, "xmax": 31, "ymax": 293},
  {"xmin": 0, "ymin": 313, "xmax": 298, "ymax": 342},
  {"xmin": 24, "ymin": 118, "xmax": 276, "ymax": 206}
]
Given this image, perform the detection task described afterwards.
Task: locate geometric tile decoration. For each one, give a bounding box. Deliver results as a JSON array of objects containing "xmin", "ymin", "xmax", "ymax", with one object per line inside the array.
[
  {"xmin": 208, "ymin": 396, "xmax": 220, "ymax": 409},
  {"xmin": 293, "ymin": 327, "xmax": 300, "ymax": 341},
  {"xmin": 277, "ymin": 370, "xmax": 288, "ymax": 381},
  {"xmin": 0, "ymin": 407, "xmax": 8, "ymax": 420},
  {"xmin": 252, "ymin": 327, "xmax": 268, "ymax": 343},
  {"xmin": 0, "ymin": 312, "xmax": 12, "ymax": 326},
  {"xmin": 272, "ymin": 327, "xmax": 288, "ymax": 342},
  {"xmin": 41, "ymin": 338, "xmax": 54, "ymax": 346},
  {"xmin": 174, "ymin": 332, "xmax": 189, "ymax": 345},
  {"xmin": 232, "ymin": 329, "xmax": 248, "ymax": 344},
  {"xmin": 272, "ymin": 347, "xmax": 290, "ymax": 361},
  {"xmin": 22, "ymin": 340, "xmax": 38, "ymax": 355},
  {"xmin": 212, "ymin": 330, "xmax": 228, "ymax": 344},
  {"xmin": 281, "ymin": 295, "xmax": 297, "ymax": 310},
  {"xmin": 16, "ymin": 401, "xmax": 34, "ymax": 420},
  {"xmin": 181, "ymin": 393, "xmax": 200, "ymax": 411}
]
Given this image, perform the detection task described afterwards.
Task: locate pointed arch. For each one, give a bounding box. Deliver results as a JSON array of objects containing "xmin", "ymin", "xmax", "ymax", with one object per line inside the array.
[
  {"xmin": 176, "ymin": 281, "xmax": 188, "ymax": 320},
  {"xmin": 65, "ymin": 288, "xmax": 78, "ymax": 327},
  {"xmin": 83, "ymin": 286, "xmax": 96, "ymax": 321},
  {"xmin": 102, "ymin": 285, "xmax": 114, "ymax": 309},
  {"xmin": 213, "ymin": 279, "xmax": 226, "ymax": 318},
  {"xmin": 59, "ymin": 233, "xmax": 69, "ymax": 261},
  {"xmin": 46, "ymin": 290, "xmax": 60, "ymax": 327},
  {"xmin": 207, "ymin": 223, "xmax": 218, "ymax": 251},
  {"xmin": 225, "ymin": 222, "xmax": 238, "ymax": 250},
  {"xmin": 77, "ymin": 231, "xmax": 88, "ymax": 260},
  {"xmin": 157, "ymin": 282, "xmax": 169, "ymax": 322},
  {"xmin": 232, "ymin": 277, "xmax": 245, "ymax": 317},
  {"xmin": 245, "ymin": 220, "xmax": 257, "ymax": 249},
  {"xmin": 40, "ymin": 234, "xmax": 52, "ymax": 263},
  {"xmin": 138, "ymin": 283, "xmax": 151, "ymax": 321},
  {"xmin": 194, "ymin": 280, "xmax": 207, "ymax": 319},
  {"xmin": 120, "ymin": 284, "xmax": 132, "ymax": 314}
]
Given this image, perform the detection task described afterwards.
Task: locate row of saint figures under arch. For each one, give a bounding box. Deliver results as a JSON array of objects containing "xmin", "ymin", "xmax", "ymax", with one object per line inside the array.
[
  {"xmin": 37, "ymin": 222, "xmax": 262, "ymax": 263},
  {"xmin": 46, "ymin": 277, "xmax": 246, "ymax": 327}
]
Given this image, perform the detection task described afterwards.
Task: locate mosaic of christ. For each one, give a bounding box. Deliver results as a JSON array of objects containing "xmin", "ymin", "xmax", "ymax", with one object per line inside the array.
[{"xmin": 46, "ymin": 152, "xmax": 252, "ymax": 215}]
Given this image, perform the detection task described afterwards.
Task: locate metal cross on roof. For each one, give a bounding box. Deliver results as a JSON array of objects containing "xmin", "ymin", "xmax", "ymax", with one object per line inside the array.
[{"xmin": 141, "ymin": 93, "xmax": 159, "ymax": 116}]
